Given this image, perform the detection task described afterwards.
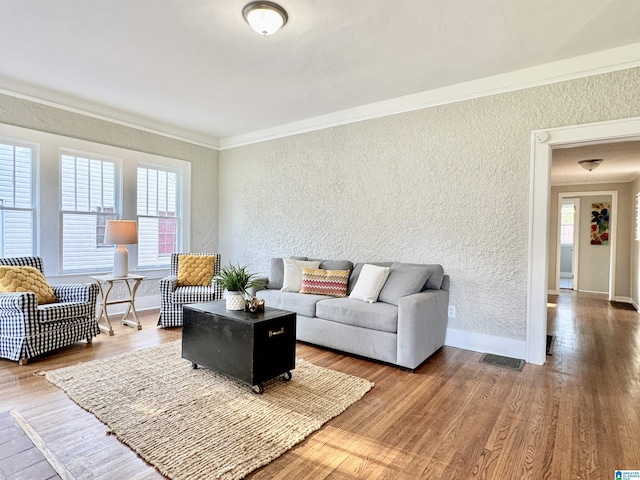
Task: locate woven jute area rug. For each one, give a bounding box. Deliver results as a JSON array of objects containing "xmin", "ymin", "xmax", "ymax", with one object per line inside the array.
[{"xmin": 45, "ymin": 341, "xmax": 373, "ymax": 480}]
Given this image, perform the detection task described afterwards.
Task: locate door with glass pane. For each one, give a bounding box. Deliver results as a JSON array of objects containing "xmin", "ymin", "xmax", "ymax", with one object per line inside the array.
[{"xmin": 559, "ymin": 199, "xmax": 579, "ymax": 290}]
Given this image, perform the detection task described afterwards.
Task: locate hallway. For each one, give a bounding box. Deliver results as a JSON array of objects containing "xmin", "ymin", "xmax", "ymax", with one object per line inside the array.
[
  {"xmin": 546, "ymin": 289, "xmax": 640, "ymax": 474},
  {"xmin": 547, "ymin": 290, "xmax": 638, "ymax": 361}
]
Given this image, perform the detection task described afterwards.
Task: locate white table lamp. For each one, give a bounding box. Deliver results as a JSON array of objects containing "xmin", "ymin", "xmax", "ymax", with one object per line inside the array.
[{"xmin": 104, "ymin": 220, "xmax": 138, "ymax": 277}]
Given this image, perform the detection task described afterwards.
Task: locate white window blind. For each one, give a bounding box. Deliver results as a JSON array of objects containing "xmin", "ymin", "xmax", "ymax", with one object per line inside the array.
[
  {"xmin": 61, "ymin": 152, "xmax": 118, "ymax": 272},
  {"xmin": 137, "ymin": 166, "xmax": 179, "ymax": 267},
  {"xmin": 0, "ymin": 140, "xmax": 35, "ymax": 257}
]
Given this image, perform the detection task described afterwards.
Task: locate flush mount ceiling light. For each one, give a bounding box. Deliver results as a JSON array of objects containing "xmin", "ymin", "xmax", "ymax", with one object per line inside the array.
[
  {"xmin": 578, "ymin": 159, "xmax": 604, "ymax": 171},
  {"xmin": 242, "ymin": 1, "xmax": 288, "ymax": 35}
]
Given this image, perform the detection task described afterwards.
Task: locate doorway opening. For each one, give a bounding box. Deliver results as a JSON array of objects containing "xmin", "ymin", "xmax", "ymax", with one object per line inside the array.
[
  {"xmin": 527, "ymin": 116, "xmax": 640, "ymax": 365},
  {"xmin": 552, "ymin": 190, "xmax": 617, "ymax": 298},
  {"xmin": 559, "ymin": 199, "xmax": 578, "ymax": 290}
]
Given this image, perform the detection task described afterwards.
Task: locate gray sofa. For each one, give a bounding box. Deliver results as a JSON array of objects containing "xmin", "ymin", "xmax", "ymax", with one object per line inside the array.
[{"xmin": 255, "ymin": 257, "xmax": 449, "ymax": 370}]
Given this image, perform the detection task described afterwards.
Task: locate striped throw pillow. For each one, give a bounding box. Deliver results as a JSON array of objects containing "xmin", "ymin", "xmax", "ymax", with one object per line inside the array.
[{"xmin": 299, "ymin": 268, "xmax": 349, "ymax": 297}]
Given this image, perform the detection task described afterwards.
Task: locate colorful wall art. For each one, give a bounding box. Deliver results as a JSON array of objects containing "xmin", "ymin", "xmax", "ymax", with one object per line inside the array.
[{"xmin": 591, "ymin": 203, "xmax": 610, "ymax": 245}]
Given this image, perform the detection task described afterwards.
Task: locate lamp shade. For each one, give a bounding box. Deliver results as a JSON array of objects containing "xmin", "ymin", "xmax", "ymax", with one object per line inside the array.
[
  {"xmin": 578, "ymin": 159, "xmax": 603, "ymax": 172},
  {"xmin": 242, "ymin": 2, "xmax": 288, "ymax": 35},
  {"xmin": 104, "ymin": 220, "xmax": 138, "ymax": 245}
]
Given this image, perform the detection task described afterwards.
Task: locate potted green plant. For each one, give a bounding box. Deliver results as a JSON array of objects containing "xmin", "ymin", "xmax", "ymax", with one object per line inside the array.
[{"xmin": 213, "ymin": 263, "xmax": 267, "ymax": 310}]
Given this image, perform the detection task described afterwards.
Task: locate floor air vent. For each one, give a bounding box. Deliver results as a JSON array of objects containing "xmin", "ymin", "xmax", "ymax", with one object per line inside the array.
[{"xmin": 480, "ymin": 353, "xmax": 525, "ymax": 371}]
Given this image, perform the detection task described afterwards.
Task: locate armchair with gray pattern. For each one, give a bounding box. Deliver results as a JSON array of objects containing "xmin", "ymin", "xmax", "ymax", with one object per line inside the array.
[{"xmin": 0, "ymin": 256, "xmax": 99, "ymax": 365}]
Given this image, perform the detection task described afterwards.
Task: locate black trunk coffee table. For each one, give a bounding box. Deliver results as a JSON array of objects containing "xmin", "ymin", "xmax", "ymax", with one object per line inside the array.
[{"xmin": 182, "ymin": 300, "xmax": 296, "ymax": 393}]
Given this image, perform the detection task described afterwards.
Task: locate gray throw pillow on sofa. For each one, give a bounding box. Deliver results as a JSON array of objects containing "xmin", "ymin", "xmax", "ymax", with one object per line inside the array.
[
  {"xmin": 267, "ymin": 256, "xmax": 308, "ymax": 289},
  {"xmin": 403, "ymin": 263, "xmax": 445, "ymax": 290},
  {"xmin": 377, "ymin": 263, "xmax": 432, "ymax": 305},
  {"xmin": 320, "ymin": 259, "xmax": 354, "ymax": 272}
]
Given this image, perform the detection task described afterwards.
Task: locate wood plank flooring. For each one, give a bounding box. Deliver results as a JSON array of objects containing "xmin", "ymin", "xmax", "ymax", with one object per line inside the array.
[
  {"xmin": 0, "ymin": 411, "xmax": 61, "ymax": 480},
  {"xmin": 0, "ymin": 292, "xmax": 638, "ymax": 479}
]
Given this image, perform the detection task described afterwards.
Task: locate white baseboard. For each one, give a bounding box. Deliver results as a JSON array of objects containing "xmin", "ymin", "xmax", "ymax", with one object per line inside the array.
[
  {"xmin": 444, "ymin": 328, "xmax": 526, "ymax": 360},
  {"xmin": 577, "ymin": 289, "xmax": 608, "ymax": 295},
  {"xmin": 101, "ymin": 300, "xmax": 532, "ymax": 361},
  {"xmin": 99, "ymin": 294, "xmax": 160, "ymax": 315},
  {"xmin": 632, "ymin": 299, "xmax": 639, "ymax": 311},
  {"xmin": 548, "ymin": 289, "xmax": 559, "ymax": 295},
  {"xmin": 613, "ymin": 296, "xmax": 631, "ymax": 303}
]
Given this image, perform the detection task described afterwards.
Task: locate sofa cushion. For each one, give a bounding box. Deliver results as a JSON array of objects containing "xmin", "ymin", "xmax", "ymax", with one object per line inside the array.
[
  {"xmin": 319, "ymin": 260, "xmax": 354, "ymax": 272},
  {"xmin": 268, "ymin": 256, "xmax": 309, "ymax": 289},
  {"xmin": 378, "ymin": 263, "xmax": 432, "ymax": 305},
  {"xmin": 299, "ymin": 268, "xmax": 349, "ymax": 297},
  {"xmin": 351, "ymin": 262, "xmax": 445, "ymax": 291},
  {"xmin": 348, "ymin": 262, "xmax": 393, "ymax": 293},
  {"xmin": 173, "ymin": 286, "xmax": 218, "ymax": 304},
  {"xmin": 316, "ymin": 298, "xmax": 398, "ymax": 333},
  {"xmin": 268, "ymin": 258, "xmax": 285, "ymax": 289},
  {"xmin": 421, "ymin": 264, "xmax": 445, "ymax": 290},
  {"xmin": 257, "ymin": 289, "xmax": 331, "ymax": 317},
  {"xmin": 398, "ymin": 263, "xmax": 445, "ymax": 290},
  {"xmin": 349, "ymin": 264, "xmax": 390, "ymax": 303},
  {"xmin": 37, "ymin": 301, "xmax": 91, "ymax": 323},
  {"xmin": 282, "ymin": 259, "xmax": 321, "ymax": 292}
]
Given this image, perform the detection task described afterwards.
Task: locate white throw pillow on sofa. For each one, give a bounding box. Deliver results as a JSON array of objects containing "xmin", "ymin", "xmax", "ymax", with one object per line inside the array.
[
  {"xmin": 349, "ymin": 264, "xmax": 391, "ymax": 303},
  {"xmin": 281, "ymin": 259, "xmax": 321, "ymax": 292}
]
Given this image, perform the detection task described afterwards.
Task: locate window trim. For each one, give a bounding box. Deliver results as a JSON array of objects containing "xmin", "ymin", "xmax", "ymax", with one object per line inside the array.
[
  {"xmin": 59, "ymin": 149, "xmax": 123, "ymax": 274},
  {"xmin": 136, "ymin": 163, "xmax": 183, "ymax": 269},
  {"xmin": 0, "ymin": 136, "xmax": 39, "ymax": 257},
  {"xmin": 0, "ymin": 122, "xmax": 191, "ymax": 281}
]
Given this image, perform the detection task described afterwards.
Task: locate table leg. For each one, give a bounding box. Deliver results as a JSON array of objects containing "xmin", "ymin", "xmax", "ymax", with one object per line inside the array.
[
  {"xmin": 96, "ymin": 281, "xmax": 115, "ymax": 336},
  {"xmin": 121, "ymin": 278, "xmax": 142, "ymax": 330}
]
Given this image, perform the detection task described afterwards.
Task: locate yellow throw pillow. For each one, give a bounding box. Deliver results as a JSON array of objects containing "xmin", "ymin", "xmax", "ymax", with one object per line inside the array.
[
  {"xmin": 0, "ymin": 266, "xmax": 57, "ymax": 304},
  {"xmin": 177, "ymin": 254, "xmax": 216, "ymax": 287}
]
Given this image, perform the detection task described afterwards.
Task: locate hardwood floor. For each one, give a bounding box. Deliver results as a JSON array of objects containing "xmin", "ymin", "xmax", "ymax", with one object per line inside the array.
[{"xmin": 1, "ymin": 293, "xmax": 638, "ymax": 479}]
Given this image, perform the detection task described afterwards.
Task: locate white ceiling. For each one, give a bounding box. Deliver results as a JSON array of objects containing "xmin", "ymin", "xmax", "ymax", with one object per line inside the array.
[
  {"xmin": 551, "ymin": 140, "xmax": 640, "ymax": 186},
  {"xmin": 1, "ymin": 0, "xmax": 640, "ymax": 148}
]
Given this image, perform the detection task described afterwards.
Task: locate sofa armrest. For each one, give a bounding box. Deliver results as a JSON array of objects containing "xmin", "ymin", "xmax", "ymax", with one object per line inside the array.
[
  {"xmin": 0, "ymin": 292, "xmax": 38, "ymax": 336},
  {"xmin": 247, "ymin": 276, "xmax": 269, "ymax": 297},
  {"xmin": 52, "ymin": 283, "xmax": 98, "ymax": 303},
  {"xmin": 159, "ymin": 275, "xmax": 178, "ymax": 296},
  {"xmin": 396, "ymin": 289, "xmax": 449, "ymax": 369},
  {"xmin": 0, "ymin": 292, "xmax": 32, "ymax": 310}
]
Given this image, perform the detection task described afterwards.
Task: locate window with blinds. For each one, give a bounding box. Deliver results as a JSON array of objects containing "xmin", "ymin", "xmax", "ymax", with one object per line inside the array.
[
  {"xmin": 60, "ymin": 152, "xmax": 119, "ymax": 272},
  {"xmin": 0, "ymin": 140, "xmax": 36, "ymax": 257},
  {"xmin": 137, "ymin": 166, "xmax": 179, "ymax": 267},
  {"xmin": 560, "ymin": 202, "xmax": 575, "ymax": 245}
]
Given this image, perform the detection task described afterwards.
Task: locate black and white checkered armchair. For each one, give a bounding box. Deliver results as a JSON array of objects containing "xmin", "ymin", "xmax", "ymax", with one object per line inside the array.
[
  {"xmin": 157, "ymin": 253, "xmax": 223, "ymax": 327},
  {"xmin": 0, "ymin": 256, "xmax": 100, "ymax": 365}
]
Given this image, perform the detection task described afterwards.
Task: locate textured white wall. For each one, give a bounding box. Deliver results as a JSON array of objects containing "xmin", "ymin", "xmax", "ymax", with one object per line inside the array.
[
  {"xmin": 577, "ymin": 195, "xmax": 612, "ymax": 293},
  {"xmin": 220, "ymin": 67, "xmax": 640, "ymax": 342}
]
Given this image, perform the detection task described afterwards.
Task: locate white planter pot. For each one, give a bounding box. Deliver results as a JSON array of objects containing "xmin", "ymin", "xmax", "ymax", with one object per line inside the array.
[{"xmin": 225, "ymin": 291, "xmax": 245, "ymax": 311}]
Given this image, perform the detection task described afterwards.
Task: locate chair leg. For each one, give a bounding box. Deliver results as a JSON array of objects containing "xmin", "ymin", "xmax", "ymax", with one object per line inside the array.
[
  {"xmin": 87, "ymin": 337, "xmax": 93, "ymax": 344},
  {"xmin": 18, "ymin": 357, "xmax": 28, "ymax": 366}
]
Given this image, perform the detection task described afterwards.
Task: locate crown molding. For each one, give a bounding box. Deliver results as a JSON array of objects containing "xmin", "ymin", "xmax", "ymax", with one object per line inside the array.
[
  {"xmin": 2, "ymin": 42, "xmax": 639, "ymax": 152},
  {"xmin": 0, "ymin": 77, "xmax": 220, "ymax": 150},
  {"xmin": 219, "ymin": 42, "xmax": 640, "ymax": 149}
]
